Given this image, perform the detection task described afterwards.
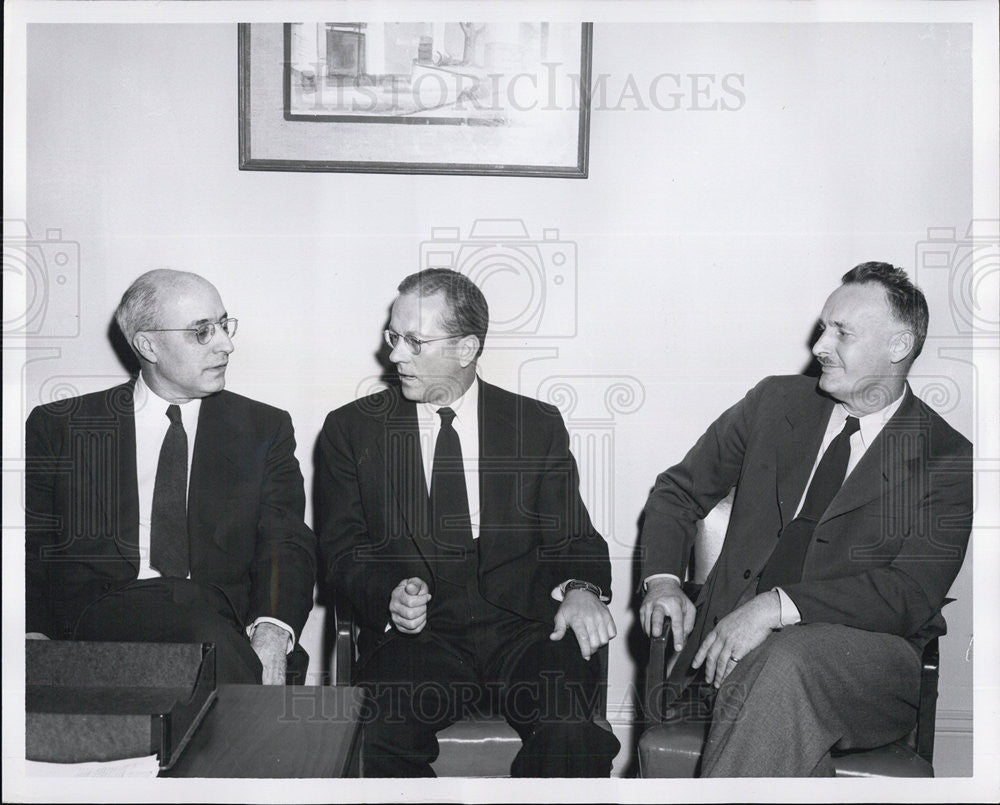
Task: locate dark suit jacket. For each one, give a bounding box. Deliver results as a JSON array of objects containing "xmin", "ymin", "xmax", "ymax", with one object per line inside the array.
[
  {"xmin": 315, "ymin": 380, "xmax": 612, "ymax": 663},
  {"xmin": 640, "ymin": 374, "xmax": 972, "ymax": 694},
  {"xmin": 26, "ymin": 381, "xmax": 317, "ymax": 642}
]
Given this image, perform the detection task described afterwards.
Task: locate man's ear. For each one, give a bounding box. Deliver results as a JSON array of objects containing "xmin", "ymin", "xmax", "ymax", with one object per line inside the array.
[
  {"xmin": 132, "ymin": 332, "xmax": 158, "ymax": 364},
  {"xmin": 457, "ymin": 334, "xmax": 480, "ymax": 368},
  {"xmin": 888, "ymin": 330, "xmax": 915, "ymax": 365}
]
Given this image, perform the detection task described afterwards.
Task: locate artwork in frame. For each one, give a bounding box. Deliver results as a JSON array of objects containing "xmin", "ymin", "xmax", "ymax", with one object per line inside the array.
[{"xmin": 238, "ymin": 22, "xmax": 593, "ymax": 177}]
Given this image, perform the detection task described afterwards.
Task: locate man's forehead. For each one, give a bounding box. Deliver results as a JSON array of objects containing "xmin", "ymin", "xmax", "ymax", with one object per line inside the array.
[
  {"xmin": 392, "ymin": 291, "xmax": 449, "ymax": 324},
  {"xmin": 821, "ymin": 283, "xmax": 890, "ymax": 320},
  {"xmin": 159, "ymin": 278, "xmax": 225, "ymax": 322}
]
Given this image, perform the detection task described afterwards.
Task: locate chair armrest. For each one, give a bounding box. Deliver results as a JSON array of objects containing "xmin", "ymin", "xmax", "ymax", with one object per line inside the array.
[
  {"xmin": 915, "ymin": 637, "xmax": 939, "ymax": 765},
  {"xmin": 333, "ymin": 591, "xmax": 355, "ymax": 687},
  {"xmin": 644, "ymin": 632, "xmax": 671, "ymax": 723}
]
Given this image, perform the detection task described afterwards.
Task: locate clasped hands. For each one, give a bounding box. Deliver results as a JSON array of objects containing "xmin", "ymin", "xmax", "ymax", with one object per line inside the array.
[
  {"xmin": 639, "ymin": 577, "xmax": 780, "ymax": 687},
  {"xmin": 389, "ymin": 576, "xmax": 617, "ymax": 660}
]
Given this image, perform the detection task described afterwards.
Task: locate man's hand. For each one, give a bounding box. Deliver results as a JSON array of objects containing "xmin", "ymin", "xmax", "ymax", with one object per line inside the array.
[
  {"xmin": 639, "ymin": 577, "xmax": 696, "ymax": 652},
  {"xmin": 692, "ymin": 591, "xmax": 781, "ymax": 687},
  {"xmin": 389, "ymin": 577, "xmax": 432, "ymax": 634},
  {"xmin": 550, "ymin": 589, "xmax": 617, "ymax": 661},
  {"xmin": 251, "ymin": 622, "xmax": 290, "ymax": 685}
]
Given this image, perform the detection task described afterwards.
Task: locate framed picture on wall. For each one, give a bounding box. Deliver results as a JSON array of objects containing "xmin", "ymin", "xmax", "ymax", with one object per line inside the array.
[{"xmin": 238, "ymin": 22, "xmax": 593, "ymax": 177}]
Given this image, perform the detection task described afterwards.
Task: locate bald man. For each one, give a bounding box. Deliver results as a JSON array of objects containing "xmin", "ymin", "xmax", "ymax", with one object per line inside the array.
[{"xmin": 26, "ymin": 269, "xmax": 316, "ymax": 684}]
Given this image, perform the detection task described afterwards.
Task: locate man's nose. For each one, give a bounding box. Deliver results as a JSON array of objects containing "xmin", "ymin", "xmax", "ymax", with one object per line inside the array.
[
  {"xmin": 812, "ymin": 330, "xmax": 830, "ymax": 358},
  {"xmin": 215, "ymin": 329, "xmax": 235, "ymax": 355}
]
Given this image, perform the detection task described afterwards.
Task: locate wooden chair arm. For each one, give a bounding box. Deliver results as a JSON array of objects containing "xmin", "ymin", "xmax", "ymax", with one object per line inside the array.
[
  {"xmin": 644, "ymin": 632, "xmax": 671, "ymax": 723},
  {"xmin": 333, "ymin": 590, "xmax": 355, "ymax": 687},
  {"xmin": 915, "ymin": 637, "xmax": 939, "ymax": 765}
]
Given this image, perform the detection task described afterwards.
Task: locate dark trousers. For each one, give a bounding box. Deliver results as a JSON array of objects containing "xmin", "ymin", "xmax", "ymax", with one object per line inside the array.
[
  {"xmin": 358, "ymin": 620, "xmax": 619, "ymax": 777},
  {"xmin": 700, "ymin": 623, "xmax": 922, "ymax": 777},
  {"xmin": 73, "ymin": 577, "xmax": 263, "ymax": 684}
]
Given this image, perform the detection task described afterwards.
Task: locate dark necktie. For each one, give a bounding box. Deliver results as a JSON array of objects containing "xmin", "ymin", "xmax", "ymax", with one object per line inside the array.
[
  {"xmin": 429, "ymin": 407, "xmax": 473, "ymax": 556},
  {"xmin": 758, "ymin": 415, "xmax": 861, "ymax": 591},
  {"xmin": 150, "ymin": 404, "xmax": 190, "ymax": 577}
]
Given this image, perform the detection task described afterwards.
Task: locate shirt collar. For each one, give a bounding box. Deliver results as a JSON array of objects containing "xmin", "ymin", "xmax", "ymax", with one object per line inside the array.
[
  {"xmin": 832, "ymin": 385, "xmax": 907, "ymax": 448},
  {"xmin": 419, "ymin": 375, "xmax": 479, "ymax": 423},
  {"xmin": 135, "ymin": 373, "xmax": 202, "ymax": 426}
]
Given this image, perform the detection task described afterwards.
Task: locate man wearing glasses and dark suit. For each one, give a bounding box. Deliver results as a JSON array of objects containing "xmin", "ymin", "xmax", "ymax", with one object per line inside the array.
[
  {"xmin": 26, "ymin": 269, "xmax": 316, "ymax": 685},
  {"xmin": 316, "ymin": 268, "xmax": 621, "ymax": 776}
]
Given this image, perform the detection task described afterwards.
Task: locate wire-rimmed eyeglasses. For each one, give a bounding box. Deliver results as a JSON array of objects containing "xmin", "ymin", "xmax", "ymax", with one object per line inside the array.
[
  {"xmin": 383, "ymin": 328, "xmax": 461, "ymax": 355},
  {"xmin": 145, "ymin": 317, "xmax": 238, "ymax": 345}
]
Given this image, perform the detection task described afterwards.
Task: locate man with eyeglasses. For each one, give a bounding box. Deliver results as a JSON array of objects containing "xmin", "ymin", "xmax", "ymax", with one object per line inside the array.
[
  {"xmin": 26, "ymin": 269, "xmax": 316, "ymax": 685},
  {"xmin": 316, "ymin": 268, "xmax": 620, "ymax": 777}
]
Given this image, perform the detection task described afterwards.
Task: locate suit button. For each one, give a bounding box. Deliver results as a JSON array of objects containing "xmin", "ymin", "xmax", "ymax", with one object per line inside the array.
[
  {"xmin": 743, "ymin": 569, "xmax": 752, "ymax": 580},
  {"xmin": 713, "ymin": 616, "xmax": 719, "ymax": 626}
]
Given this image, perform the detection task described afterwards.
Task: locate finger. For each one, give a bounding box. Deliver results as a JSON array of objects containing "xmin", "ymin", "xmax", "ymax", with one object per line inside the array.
[
  {"xmin": 649, "ymin": 606, "xmax": 665, "ymax": 638},
  {"xmin": 595, "ymin": 616, "xmax": 609, "ymax": 648},
  {"xmin": 585, "ymin": 618, "xmax": 601, "ymax": 653},
  {"xmin": 670, "ymin": 608, "xmax": 687, "ymax": 652},
  {"xmin": 549, "ymin": 612, "xmax": 566, "ymax": 641},
  {"xmin": 692, "ymin": 631, "xmax": 715, "ymax": 669},
  {"xmin": 683, "ymin": 599, "xmax": 697, "ymax": 638},
  {"xmin": 706, "ymin": 640, "xmax": 728, "ymax": 687},
  {"xmin": 571, "ymin": 622, "xmax": 593, "ymax": 660},
  {"xmin": 606, "ymin": 612, "xmax": 618, "ymax": 640}
]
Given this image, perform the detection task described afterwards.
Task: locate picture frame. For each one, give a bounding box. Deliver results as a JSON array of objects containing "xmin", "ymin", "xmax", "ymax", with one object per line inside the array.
[{"xmin": 238, "ymin": 22, "xmax": 593, "ymax": 177}]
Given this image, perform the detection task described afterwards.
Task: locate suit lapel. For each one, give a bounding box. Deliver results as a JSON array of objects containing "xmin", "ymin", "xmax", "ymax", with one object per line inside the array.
[
  {"xmin": 188, "ymin": 392, "xmax": 241, "ymax": 538},
  {"xmin": 821, "ymin": 388, "xmax": 921, "ymax": 524},
  {"xmin": 476, "ymin": 381, "xmax": 519, "ymax": 574},
  {"xmin": 113, "ymin": 382, "xmax": 140, "ymax": 570},
  {"xmin": 382, "ymin": 390, "xmax": 433, "ymax": 561},
  {"xmin": 774, "ymin": 388, "xmax": 833, "ymax": 526}
]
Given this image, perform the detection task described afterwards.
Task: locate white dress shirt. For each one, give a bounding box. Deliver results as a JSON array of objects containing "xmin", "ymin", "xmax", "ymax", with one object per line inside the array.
[
  {"xmin": 418, "ymin": 376, "xmax": 481, "ymax": 539},
  {"xmin": 133, "ymin": 374, "xmax": 294, "ymax": 652}
]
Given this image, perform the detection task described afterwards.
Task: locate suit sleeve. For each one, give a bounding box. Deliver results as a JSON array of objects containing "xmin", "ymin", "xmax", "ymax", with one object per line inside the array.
[
  {"xmin": 25, "ymin": 405, "xmax": 59, "ymax": 637},
  {"xmin": 638, "ymin": 378, "xmax": 767, "ymax": 584},
  {"xmin": 315, "ymin": 411, "xmax": 400, "ymax": 635},
  {"xmin": 537, "ymin": 404, "xmax": 613, "ymax": 598},
  {"xmin": 781, "ymin": 436, "xmax": 973, "ymax": 636},
  {"xmin": 249, "ymin": 410, "xmax": 317, "ymax": 641}
]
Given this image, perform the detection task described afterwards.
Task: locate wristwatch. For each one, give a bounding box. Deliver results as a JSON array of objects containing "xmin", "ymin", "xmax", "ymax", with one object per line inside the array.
[{"xmin": 563, "ymin": 579, "xmax": 603, "ymax": 598}]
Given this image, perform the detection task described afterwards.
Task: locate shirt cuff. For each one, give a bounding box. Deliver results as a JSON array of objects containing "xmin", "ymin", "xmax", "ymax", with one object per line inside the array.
[
  {"xmin": 772, "ymin": 587, "xmax": 802, "ymax": 626},
  {"xmin": 551, "ymin": 579, "xmax": 611, "ymax": 603},
  {"xmin": 642, "ymin": 573, "xmax": 683, "ymax": 592},
  {"xmin": 246, "ymin": 617, "xmax": 295, "ymax": 654}
]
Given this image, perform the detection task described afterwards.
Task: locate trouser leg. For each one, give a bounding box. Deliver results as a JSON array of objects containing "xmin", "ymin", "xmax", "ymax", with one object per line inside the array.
[
  {"xmin": 496, "ymin": 627, "xmax": 620, "ymax": 777},
  {"xmin": 73, "ymin": 578, "xmax": 263, "ymax": 684},
  {"xmin": 357, "ymin": 632, "xmax": 477, "ymax": 777},
  {"xmin": 700, "ymin": 623, "xmax": 921, "ymax": 777}
]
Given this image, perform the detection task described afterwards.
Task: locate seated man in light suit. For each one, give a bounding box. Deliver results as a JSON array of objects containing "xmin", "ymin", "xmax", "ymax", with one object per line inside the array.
[
  {"xmin": 638, "ymin": 262, "xmax": 972, "ymax": 776},
  {"xmin": 316, "ymin": 268, "xmax": 621, "ymax": 776},
  {"xmin": 26, "ymin": 269, "xmax": 316, "ymax": 684}
]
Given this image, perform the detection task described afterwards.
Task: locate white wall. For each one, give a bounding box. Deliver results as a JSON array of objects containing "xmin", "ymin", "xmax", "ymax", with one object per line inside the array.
[{"xmin": 21, "ymin": 21, "xmax": 977, "ymax": 775}]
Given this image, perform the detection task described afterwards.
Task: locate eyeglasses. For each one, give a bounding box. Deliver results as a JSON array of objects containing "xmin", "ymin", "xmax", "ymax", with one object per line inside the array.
[
  {"xmin": 383, "ymin": 328, "xmax": 461, "ymax": 355},
  {"xmin": 145, "ymin": 317, "xmax": 238, "ymax": 345}
]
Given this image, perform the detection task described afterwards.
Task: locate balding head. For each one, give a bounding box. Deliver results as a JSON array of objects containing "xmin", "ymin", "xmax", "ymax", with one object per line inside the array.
[{"xmin": 115, "ymin": 269, "xmax": 215, "ymax": 354}]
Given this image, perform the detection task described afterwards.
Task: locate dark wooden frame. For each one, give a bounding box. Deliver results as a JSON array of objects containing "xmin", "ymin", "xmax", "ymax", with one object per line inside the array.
[{"xmin": 238, "ymin": 23, "xmax": 593, "ymax": 177}]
